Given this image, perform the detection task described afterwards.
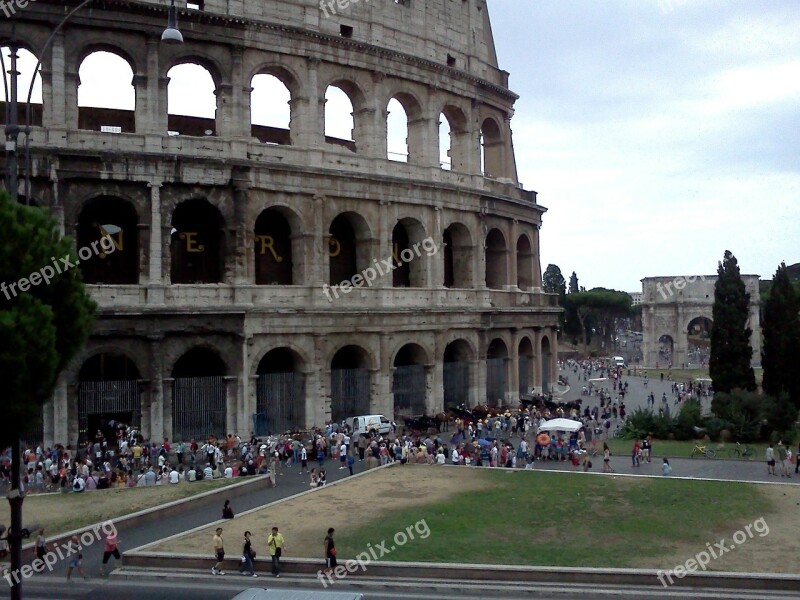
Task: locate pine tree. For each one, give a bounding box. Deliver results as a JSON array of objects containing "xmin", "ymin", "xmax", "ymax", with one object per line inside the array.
[
  {"xmin": 709, "ymin": 251, "xmax": 756, "ymax": 393},
  {"xmin": 568, "ymin": 271, "xmax": 579, "ymax": 294},
  {"xmin": 761, "ymin": 262, "xmax": 800, "ymax": 407},
  {"xmin": 542, "ymin": 264, "xmax": 566, "ymax": 296}
]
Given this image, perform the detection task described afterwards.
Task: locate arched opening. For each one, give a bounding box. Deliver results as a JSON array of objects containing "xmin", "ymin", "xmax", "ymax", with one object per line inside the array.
[
  {"xmin": 171, "ymin": 347, "xmax": 227, "ymax": 442},
  {"xmin": 0, "ymin": 46, "xmax": 43, "ymax": 126},
  {"xmin": 686, "ymin": 317, "xmax": 712, "ymax": 367},
  {"xmin": 486, "ymin": 338, "xmax": 508, "ymax": 403},
  {"xmin": 392, "ymin": 218, "xmax": 426, "ymax": 288},
  {"xmin": 167, "ymin": 62, "xmax": 217, "ymax": 137},
  {"xmin": 254, "ymin": 208, "xmax": 293, "ymax": 285},
  {"xmin": 393, "ymin": 344, "xmax": 427, "ymax": 416},
  {"xmin": 485, "ymin": 228, "xmax": 508, "ymax": 289},
  {"xmin": 328, "ymin": 212, "xmax": 370, "ymax": 285},
  {"xmin": 78, "ymin": 51, "xmax": 136, "ymax": 133},
  {"xmin": 443, "ymin": 340, "xmax": 472, "ymax": 409},
  {"xmin": 658, "ymin": 334, "xmax": 674, "ymax": 364},
  {"xmin": 250, "ymin": 73, "xmax": 291, "ymax": 145},
  {"xmin": 256, "ymin": 348, "xmax": 305, "ymax": 435},
  {"xmin": 78, "ymin": 353, "xmax": 142, "ymax": 445},
  {"xmin": 440, "ymin": 106, "xmax": 469, "ymax": 172},
  {"xmin": 76, "ymin": 196, "xmax": 139, "ymax": 284},
  {"xmin": 443, "ymin": 223, "xmax": 472, "ymax": 288},
  {"xmin": 541, "ymin": 335, "xmax": 552, "ymax": 393},
  {"xmin": 170, "ymin": 199, "xmax": 225, "ymax": 284},
  {"xmin": 330, "ymin": 345, "xmax": 371, "ymax": 423},
  {"xmin": 324, "ymin": 84, "xmax": 355, "ymax": 152},
  {"xmin": 386, "ymin": 97, "xmax": 408, "ymax": 162},
  {"xmin": 518, "ymin": 337, "xmax": 534, "ymax": 396},
  {"xmin": 481, "ymin": 117, "xmax": 504, "ymax": 178},
  {"xmin": 516, "ymin": 234, "xmax": 533, "ymax": 290}
]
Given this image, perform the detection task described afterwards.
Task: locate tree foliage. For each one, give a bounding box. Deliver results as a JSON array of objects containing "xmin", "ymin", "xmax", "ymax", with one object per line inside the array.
[
  {"xmin": 563, "ymin": 288, "xmax": 632, "ymax": 350},
  {"xmin": 709, "ymin": 251, "xmax": 756, "ymax": 393},
  {"xmin": 0, "ymin": 192, "xmax": 96, "ymax": 447},
  {"xmin": 542, "ymin": 264, "xmax": 566, "ymax": 296},
  {"xmin": 761, "ymin": 262, "xmax": 800, "ymax": 408}
]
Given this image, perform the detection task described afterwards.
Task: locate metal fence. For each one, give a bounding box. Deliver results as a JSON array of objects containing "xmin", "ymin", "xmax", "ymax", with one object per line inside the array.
[
  {"xmin": 78, "ymin": 380, "xmax": 141, "ymax": 444},
  {"xmin": 486, "ymin": 358, "xmax": 507, "ymax": 403},
  {"xmin": 256, "ymin": 372, "xmax": 305, "ymax": 434},
  {"xmin": 331, "ymin": 368, "xmax": 370, "ymax": 423},
  {"xmin": 443, "ymin": 361, "xmax": 469, "ymax": 409},
  {"xmin": 172, "ymin": 376, "xmax": 226, "ymax": 442},
  {"xmin": 392, "ymin": 364, "xmax": 426, "ymax": 416}
]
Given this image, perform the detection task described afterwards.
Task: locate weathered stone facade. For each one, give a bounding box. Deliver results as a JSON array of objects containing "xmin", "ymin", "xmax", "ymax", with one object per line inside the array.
[
  {"xmin": 4, "ymin": 0, "xmax": 560, "ymax": 447},
  {"xmin": 641, "ymin": 275, "xmax": 761, "ymax": 368}
]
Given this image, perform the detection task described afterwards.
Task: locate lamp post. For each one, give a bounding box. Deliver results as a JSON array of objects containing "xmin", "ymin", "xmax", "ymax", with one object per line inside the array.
[{"xmin": 2, "ymin": 5, "xmax": 181, "ymax": 599}]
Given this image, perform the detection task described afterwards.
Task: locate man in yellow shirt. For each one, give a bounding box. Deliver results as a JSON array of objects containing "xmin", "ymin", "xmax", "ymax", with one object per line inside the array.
[
  {"xmin": 266, "ymin": 526, "xmax": 286, "ymax": 578},
  {"xmin": 211, "ymin": 527, "xmax": 225, "ymax": 575},
  {"xmin": 132, "ymin": 443, "xmax": 142, "ymax": 469}
]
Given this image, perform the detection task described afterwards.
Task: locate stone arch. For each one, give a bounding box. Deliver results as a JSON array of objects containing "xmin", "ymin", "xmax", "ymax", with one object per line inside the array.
[
  {"xmin": 255, "ymin": 347, "xmax": 306, "ymax": 434},
  {"xmin": 485, "ymin": 227, "xmax": 508, "ymax": 289},
  {"xmin": 254, "ymin": 206, "xmax": 300, "ymax": 285},
  {"xmin": 443, "ymin": 221, "xmax": 473, "ymax": 288},
  {"xmin": 171, "ymin": 346, "xmax": 228, "ymax": 442},
  {"xmin": 392, "ymin": 343, "xmax": 429, "ymax": 416},
  {"xmin": 439, "ymin": 104, "xmax": 470, "ymax": 172},
  {"xmin": 166, "ymin": 58, "xmax": 220, "ymax": 137},
  {"xmin": 384, "ymin": 90, "xmax": 424, "ymax": 164},
  {"xmin": 392, "ymin": 217, "xmax": 428, "ymax": 288},
  {"xmin": 1, "ymin": 45, "xmax": 43, "ymax": 125},
  {"xmin": 486, "ymin": 337, "xmax": 509, "ymax": 403},
  {"xmin": 480, "ymin": 116, "xmax": 505, "ymax": 179},
  {"xmin": 686, "ymin": 316, "xmax": 713, "ymax": 367},
  {"xmin": 76, "ymin": 195, "xmax": 140, "ymax": 284},
  {"xmin": 328, "ymin": 211, "xmax": 373, "ymax": 285},
  {"xmin": 74, "ymin": 42, "xmax": 139, "ymax": 79},
  {"xmin": 250, "ymin": 68, "xmax": 295, "ymax": 145},
  {"xmin": 658, "ymin": 334, "xmax": 674, "ymax": 365},
  {"xmin": 516, "ymin": 233, "xmax": 534, "ymax": 289},
  {"xmin": 170, "ymin": 198, "xmax": 226, "ymax": 284},
  {"xmin": 518, "ymin": 336, "xmax": 535, "ymax": 396},
  {"xmin": 330, "ymin": 344, "xmax": 374, "ymax": 422},
  {"xmin": 324, "ymin": 78, "xmax": 367, "ymax": 151},
  {"xmin": 443, "ymin": 338, "xmax": 474, "ymax": 409}
]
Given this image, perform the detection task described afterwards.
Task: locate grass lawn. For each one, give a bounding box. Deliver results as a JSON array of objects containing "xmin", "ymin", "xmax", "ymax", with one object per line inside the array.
[
  {"xmin": 604, "ymin": 438, "xmax": 770, "ymax": 460},
  {"xmin": 334, "ymin": 470, "xmax": 773, "ymax": 568},
  {"xmin": 632, "ymin": 367, "xmax": 763, "ymax": 385},
  {"xmin": 1, "ymin": 478, "xmax": 243, "ymax": 537}
]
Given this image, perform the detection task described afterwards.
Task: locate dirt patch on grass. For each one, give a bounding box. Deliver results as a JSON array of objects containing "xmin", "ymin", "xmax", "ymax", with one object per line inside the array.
[
  {"xmin": 632, "ymin": 483, "xmax": 800, "ymax": 573},
  {"xmin": 0, "ymin": 478, "xmax": 242, "ymax": 537},
  {"xmin": 148, "ymin": 465, "xmax": 487, "ymax": 559}
]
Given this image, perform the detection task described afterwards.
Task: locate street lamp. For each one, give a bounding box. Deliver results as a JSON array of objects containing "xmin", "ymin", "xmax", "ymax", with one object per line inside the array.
[{"xmin": 2, "ymin": 0, "xmax": 183, "ymax": 203}]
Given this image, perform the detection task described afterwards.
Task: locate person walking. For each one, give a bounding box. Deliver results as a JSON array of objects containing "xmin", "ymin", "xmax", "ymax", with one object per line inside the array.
[
  {"xmin": 766, "ymin": 444, "xmax": 776, "ymax": 476},
  {"xmin": 239, "ymin": 531, "xmax": 257, "ymax": 577},
  {"xmin": 65, "ymin": 535, "xmax": 88, "ymax": 581},
  {"xmin": 662, "ymin": 458, "xmax": 672, "ymax": 476},
  {"xmin": 602, "ymin": 443, "xmax": 613, "ymax": 473},
  {"xmin": 212, "ymin": 527, "xmax": 226, "ymax": 575},
  {"xmin": 778, "ymin": 443, "xmax": 789, "ymax": 477},
  {"xmin": 34, "ymin": 528, "xmax": 48, "ymax": 570},
  {"xmin": 99, "ymin": 530, "xmax": 121, "ymax": 576},
  {"xmin": 324, "ymin": 527, "xmax": 337, "ymax": 576},
  {"xmin": 299, "ymin": 445, "xmax": 308, "ymax": 474},
  {"xmin": 266, "ymin": 526, "xmax": 286, "ymax": 578}
]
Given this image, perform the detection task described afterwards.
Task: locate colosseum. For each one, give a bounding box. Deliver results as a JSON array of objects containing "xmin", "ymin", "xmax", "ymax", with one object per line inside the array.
[{"xmin": 3, "ymin": 0, "xmax": 560, "ymax": 447}]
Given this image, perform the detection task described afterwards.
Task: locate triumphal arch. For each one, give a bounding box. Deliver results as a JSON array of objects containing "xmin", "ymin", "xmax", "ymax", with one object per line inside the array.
[{"xmin": 641, "ymin": 275, "xmax": 761, "ymax": 369}]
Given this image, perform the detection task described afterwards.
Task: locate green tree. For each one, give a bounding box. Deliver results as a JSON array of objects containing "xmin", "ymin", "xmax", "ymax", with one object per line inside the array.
[
  {"xmin": 0, "ymin": 191, "xmax": 96, "ymax": 599},
  {"xmin": 761, "ymin": 262, "xmax": 800, "ymax": 408},
  {"xmin": 542, "ymin": 264, "xmax": 566, "ymax": 296},
  {"xmin": 563, "ymin": 288, "xmax": 632, "ymax": 351},
  {"xmin": 568, "ymin": 271, "xmax": 579, "ymax": 294},
  {"xmin": 711, "ymin": 390, "xmax": 762, "ymax": 441},
  {"xmin": 761, "ymin": 393, "xmax": 798, "ymax": 442},
  {"xmin": 709, "ymin": 251, "xmax": 756, "ymax": 393}
]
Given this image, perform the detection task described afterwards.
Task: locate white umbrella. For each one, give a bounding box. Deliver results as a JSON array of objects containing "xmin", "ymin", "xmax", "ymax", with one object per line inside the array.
[{"xmin": 538, "ymin": 418, "xmax": 584, "ymax": 433}]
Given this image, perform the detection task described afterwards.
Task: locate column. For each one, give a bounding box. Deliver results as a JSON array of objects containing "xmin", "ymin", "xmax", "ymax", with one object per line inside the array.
[
  {"xmin": 148, "ymin": 181, "xmax": 163, "ymax": 283},
  {"xmin": 224, "ymin": 376, "xmax": 238, "ymax": 437},
  {"xmin": 509, "ymin": 332, "xmax": 520, "ymax": 404},
  {"xmin": 46, "ymin": 33, "xmax": 66, "ymax": 128},
  {"xmin": 532, "ymin": 225, "xmax": 543, "ymax": 289},
  {"xmin": 291, "ymin": 57, "xmax": 324, "ymax": 148},
  {"xmin": 52, "ymin": 377, "xmax": 68, "ymax": 445},
  {"xmin": 232, "ymin": 179, "xmax": 249, "ymax": 285},
  {"xmin": 507, "ymin": 220, "xmax": 518, "ymax": 291},
  {"xmin": 429, "ymin": 206, "xmax": 444, "ymax": 289},
  {"xmin": 238, "ymin": 335, "xmax": 249, "ymax": 435},
  {"xmin": 533, "ymin": 328, "xmax": 542, "ymax": 393},
  {"xmin": 63, "ymin": 70, "xmax": 79, "ymax": 129},
  {"xmin": 151, "ymin": 338, "xmax": 165, "ymax": 441},
  {"xmin": 145, "ymin": 38, "xmax": 166, "ymax": 133}
]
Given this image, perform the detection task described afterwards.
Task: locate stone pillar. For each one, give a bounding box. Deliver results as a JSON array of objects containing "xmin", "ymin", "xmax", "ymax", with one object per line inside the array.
[
  {"xmin": 313, "ymin": 333, "xmax": 329, "ymax": 424},
  {"xmin": 468, "ymin": 358, "xmax": 480, "ymax": 407},
  {"xmin": 42, "ymin": 399, "xmax": 54, "ymax": 448},
  {"xmin": 407, "ymin": 114, "xmax": 437, "ymax": 167},
  {"xmin": 133, "ymin": 74, "xmax": 148, "ymax": 134},
  {"xmin": 148, "ymin": 182, "xmax": 163, "ymax": 284},
  {"xmin": 378, "ymin": 333, "xmax": 393, "ymax": 415},
  {"xmin": 424, "ymin": 363, "xmax": 436, "ymax": 414},
  {"xmin": 376, "ymin": 200, "xmax": 392, "ymax": 289},
  {"xmin": 45, "ymin": 33, "xmax": 66, "ymax": 128},
  {"xmin": 292, "ymin": 57, "xmax": 323, "ymax": 148},
  {"xmin": 52, "ymin": 377, "xmax": 68, "ymax": 446},
  {"xmin": 215, "ymin": 83, "xmax": 233, "ymax": 138},
  {"xmin": 151, "ymin": 338, "xmax": 165, "ymax": 441},
  {"xmin": 429, "ymin": 206, "xmax": 444, "ymax": 289},
  {"xmin": 145, "ymin": 39, "xmax": 166, "ymax": 133},
  {"xmin": 432, "ymin": 332, "xmax": 445, "ymax": 412},
  {"xmin": 477, "ymin": 217, "xmax": 487, "ymax": 289},
  {"xmin": 232, "ymin": 179, "xmax": 250, "ymax": 285},
  {"xmin": 507, "ymin": 220, "xmax": 518, "ymax": 291},
  {"xmin": 64, "ymin": 70, "xmax": 79, "ymax": 129},
  {"xmin": 476, "ymin": 333, "xmax": 487, "ymax": 404},
  {"xmin": 354, "ymin": 106, "xmax": 378, "ymax": 158},
  {"xmin": 225, "ymin": 375, "xmax": 238, "ymax": 437},
  {"xmin": 227, "ymin": 49, "xmax": 249, "ymax": 139},
  {"xmin": 509, "ymin": 332, "xmax": 520, "ymax": 404},
  {"xmin": 532, "ymin": 328, "xmax": 542, "ymax": 393},
  {"xmin": 238, "ymin": 335, "xmax": 249, "ymax": 435}
]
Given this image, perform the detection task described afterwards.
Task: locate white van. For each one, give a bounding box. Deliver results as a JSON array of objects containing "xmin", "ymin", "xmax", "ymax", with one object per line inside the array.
[
  {"xmin": 351, "ymin": 414, "xmax": 392, "ymax": 437},
  {"xmin": 232, "ymin": 590, "xmax": 364, "ymax": 600},
  {"xmin": 612, "ymin": 356, "xmax": 625, "ymax": 368}
]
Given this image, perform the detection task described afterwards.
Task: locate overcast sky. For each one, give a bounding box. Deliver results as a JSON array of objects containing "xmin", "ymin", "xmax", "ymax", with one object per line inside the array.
[
  {"xmin": 490, "ymin": 0, "xmax": 800, "ymax": 292},
  {"xmin": 3, "ymin": 1, "xmax": 798, "ymax": 293}
]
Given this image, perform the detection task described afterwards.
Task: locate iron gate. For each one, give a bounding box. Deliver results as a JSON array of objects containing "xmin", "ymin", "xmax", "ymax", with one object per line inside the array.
[
  {"xmin": 518, "ymin": 356, "xmax": 530, "ymax": 396},
  {"xmin": 392, "ymin": 364, "xmax": 426, "ymax": 415},
  {"xmin": 20, "ymin": 410, "xmax": 44, "ymax": 448},
  {"xmin": 172, "ymin": 376, "xmax": 226, "ymax": 442},
  {"xmin": 256, "ymin": 372, "xmax": 305, "ymax": 434},
  {"xmin": 443, "ymin": 361, "xmax": 469, "ymax": 409},
  {"xmin": 331, "ymin": 368, "xmax": 370, "ymax": 423},
  {"xmin": 78, "ymin": 380, "xmax": 141, "ymax": 444},
  {"xmin": 486, "ymin": 358, "xmax": 507, "ymax": 403}
]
